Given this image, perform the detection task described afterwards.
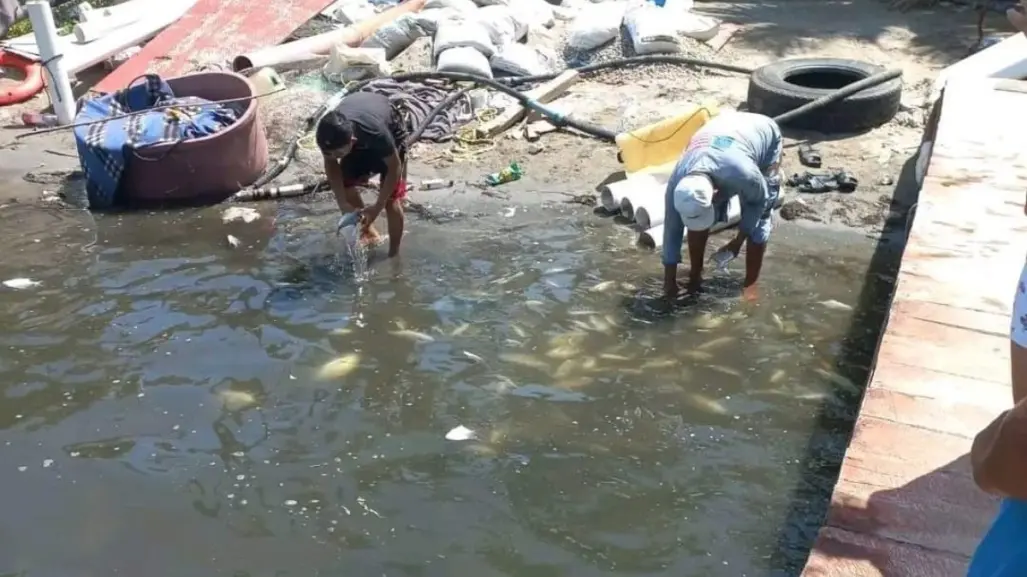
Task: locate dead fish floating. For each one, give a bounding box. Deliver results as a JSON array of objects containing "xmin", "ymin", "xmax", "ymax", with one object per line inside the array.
[
  {"xmin": 317, "ymin": 353, "xmax": 361, "ymax": 380},
  {"xmin": 2, "ymin": 278, "xmax": 40, "ymax": 290},
  {"xmin": 390, "ymin": 329, "xmax": 435, "ymax": 343},
  {"xmin": 818, "ymin": 299, "xmax": 854, "ymax": 312}
]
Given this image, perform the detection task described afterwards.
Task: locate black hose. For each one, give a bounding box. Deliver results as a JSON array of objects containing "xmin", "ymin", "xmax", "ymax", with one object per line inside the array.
[
  {"xmin": 498, "ymin": 55, "xmax": 755, "ymax": 85},
  {"xmin": 770, "ymin": 68, "xmax": 902, "ymax": 126}
]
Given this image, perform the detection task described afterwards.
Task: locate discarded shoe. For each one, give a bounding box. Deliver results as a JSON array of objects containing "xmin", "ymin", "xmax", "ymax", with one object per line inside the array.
[
  {"xmin": 798, "ymin": 143, "xmax": 822, "ymax": 168},
  {"xmin": 786, "ymin": 170, "xmax": 858, "ymax": 194}
]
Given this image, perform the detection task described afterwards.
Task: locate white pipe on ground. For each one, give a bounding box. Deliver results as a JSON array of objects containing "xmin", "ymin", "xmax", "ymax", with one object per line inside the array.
[
  {"xmin": 633, "ymin": 184, "xmax": 666, "ymax": 230},
  {"xmin": 599, "ymin": 178, "xmax": 632, "ymax": 211},
  {"xmin": 25, "ymin": 0, "xmax": 75, "ymax": 125},
  {"xmin": 637, "ymin": 196, "xmax": 743, "ymax": 250},
  {"xmin": 73, "ymin": 9, "xmax": 143, "ymax": 43},
  {"xmin": 618, "ymin": 173, "xmax": 664, "ymax": 223}
]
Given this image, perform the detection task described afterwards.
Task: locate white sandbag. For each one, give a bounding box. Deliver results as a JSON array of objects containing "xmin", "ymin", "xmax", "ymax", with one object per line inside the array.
[
  {"xmin": 678, "ymin": 13, "xmax": 720, "ymax": 41},
  {"xmin": 436, "ymin": 46, "xmax": 494, "ymax": 78},
  {"xmin": 412, "ymin": 8, "xmax": 462, "ymax": 35},
  {"xmin": 475, "ymin": 5, "xmax": 526, "ymax": 46},
  {"xmin": 624, "ymin": 5, "xmax": 681, "ymax": 55},
  {"xmin": 490, "ymin": 43, "xmax": 551, "ymax": 76},
  {"xmin": 567, "ymin": 1, "xmax": 627, "ymax": 51},
  {"xmin": 510, "ymin": 0, "xmax": 555, "ymax": 30},
  {"xmin": 362, "ymin": 14, "xmax": 427, "ymax": 60},
  {"xmin": 424, "ymin": 0, "xmax": 478, "ymax": 11},
  {"xmin": 433, "ymin": 20, "xmax": 497, "ymax": 57},
  {"xmin": 323, "ymin": 45, "xmax": 391, "ymax": 83}
]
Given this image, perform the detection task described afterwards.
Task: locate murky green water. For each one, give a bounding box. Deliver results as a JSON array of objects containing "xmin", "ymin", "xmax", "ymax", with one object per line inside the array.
[{"xmin": 0, "ymin": 198, "xmax": 890, "ymax": 576}]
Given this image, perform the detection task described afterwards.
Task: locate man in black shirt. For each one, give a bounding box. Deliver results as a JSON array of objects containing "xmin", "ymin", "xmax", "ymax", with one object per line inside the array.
[{"xmin": 316, "ymin": 91, "xmax": 408, "ymax": 257}]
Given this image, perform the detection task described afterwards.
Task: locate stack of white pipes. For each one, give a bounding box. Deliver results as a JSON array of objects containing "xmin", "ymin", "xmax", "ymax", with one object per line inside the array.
[{"xmin": 599, "ymin": 172, "xmax": 744, "ymax": 250}]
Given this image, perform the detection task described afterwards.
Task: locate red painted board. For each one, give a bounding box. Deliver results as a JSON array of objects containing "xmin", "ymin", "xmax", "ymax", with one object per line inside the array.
[{"xmin": 94, "ymin": 0, "xmax": 332, "ymax": 94}]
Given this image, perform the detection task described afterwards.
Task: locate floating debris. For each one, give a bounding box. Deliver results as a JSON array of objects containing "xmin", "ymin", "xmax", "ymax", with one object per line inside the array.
[
  {"xmin": 3, "ymin": 278, "xmax": 40, "ymax": 290},
  {"xmin": 222, "ymin": 206, "xmax": 261, "ymax": 224},
  {"xmin": 226, "ymin": 234, "xmax": 241, "ymax": 248},
  {"xmin": 445, "ymin": 425, "xmax": 477, "ymax": 441}
]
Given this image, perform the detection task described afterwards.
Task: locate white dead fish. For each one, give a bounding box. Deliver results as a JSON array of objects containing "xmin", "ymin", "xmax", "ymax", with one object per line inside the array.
[
  {"xmin": 769, "ymin": 369, "xmax": 787, "ymax": 384},
  {"xmin": 546, "ymin": 345, "xmax": 580, "ymax": 360},
  {"xmin": 588, "ymin": 280, "xmax": 617, "ymax": 293},
  {"xmin": 317, "ymin": 353, "xmax": 361, "ymax": 379},
  {"xmin": 819, "ymin": 299, "xmax": 853, "ymax": 312},
  {"xmin": 525, "ymin": 300, "xmax": 546, "ymax": 311},
  {"xmin": 681, "ymin": 350, "xmax": 714, "ymax": 362},
  {"xmin": 498, "ymin": 352, "xmax": 550, "ymax": 371},
  {"xmin": 509, "ymin": 324, "xmax": 528, "ymax": 339},
  {"xmin": 641, "ymin": 358, "xmax": 677, "ymax": 369},
  {"xmin": 450, "ymin": 323, "xmax": 470, "ymax": 337},
  {"xmin": 221, "ymin": 206, "xmax": 260, "ymax": 224},
  {"xmin": 689, "ymin": 393, "xmax": 729, "ymax": 415},
  {"xmin": 226, "ymin": 234, "xmax": 241, "ymax": 248},
  {"xmin": 708, "ymin": 364, "xmax": 743, "ymax": 377},
  {"xmin": 219, "ymin": 390, "xmax": 258, "ymax": 411},
  {"xmin": 331, "ymin": 328, "xmax": 354, "ymax": 336},
  {"xmin": 697, "ymin": 335, "xmax": 735, "ymax": 351},
  {"xmin": 2, "ymin": 278, "xmax": 40, "ymax": 290},
  {"xmin": 445, "ymin": 425, "xmax": 477, "ymax": 441},
  {"xmin": 600, "ymin": 352, "xmax": 632, "ymax": 362},
  {"xmin": 491, "ymin": 271, "xmax": 524, "ymax": 286},
  {"xmin": 462, "ymin": 351, "xmax": 484, "ymax": 363},
  {"xmin": 568, "ymin": 309, "xmax": 600, "ymax": 316},
  {"xmin": 390, "ymin": 329, "xmax": 435, "ymax": 343},
  {"xmin": 770, "ymin": 313, "xmax": 785, "ymax": 332}
]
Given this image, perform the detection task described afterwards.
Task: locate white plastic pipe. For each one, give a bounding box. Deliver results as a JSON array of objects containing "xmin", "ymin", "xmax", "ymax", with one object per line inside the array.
[
  {"xmin": 637, "ymin": 195, "xmax": 743, "ymax": 250},
  {"xmin": 25, "ymin": 1, "xmax": 75, "ymax": 125},
  {"xmin": 74, "ymin": 10, "xmax": 143, "ymax": 43},
  {"xmin": 633, "ymin": 185, "xmax": 666, "ymax": 230},
  {"xmin": 599, "ymin": 179, "xmax": 632, "ymax": 211},
  {"xmin": 618, "ymin": 173, "xmax": 664, "ymax": 222}
]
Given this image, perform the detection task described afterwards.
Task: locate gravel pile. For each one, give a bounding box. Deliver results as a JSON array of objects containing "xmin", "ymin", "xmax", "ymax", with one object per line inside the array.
[{"xmin": 559, "ymin": 26, "xmax": 723, "ymax": 86}]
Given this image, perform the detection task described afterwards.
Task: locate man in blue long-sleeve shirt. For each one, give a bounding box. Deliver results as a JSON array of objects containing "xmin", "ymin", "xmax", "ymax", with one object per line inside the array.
[{"xmin": 662, "ymin": 112, "xmax": 782, "ymax": 302}]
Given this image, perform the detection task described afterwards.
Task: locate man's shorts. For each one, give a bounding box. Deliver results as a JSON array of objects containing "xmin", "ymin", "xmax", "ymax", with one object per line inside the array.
[{"xmin": 341, "ymin": 174, "xmax": 408, "ymax": 201}]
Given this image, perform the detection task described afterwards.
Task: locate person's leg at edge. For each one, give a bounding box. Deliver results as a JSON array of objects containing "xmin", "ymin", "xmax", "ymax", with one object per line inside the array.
[
  {"xmin": 685, "ymin": 229, "xmax": 709, "ymax": 292},
  {"xmin": 384, "ymin": 178, "xmax": 407, "ymax": 258}
]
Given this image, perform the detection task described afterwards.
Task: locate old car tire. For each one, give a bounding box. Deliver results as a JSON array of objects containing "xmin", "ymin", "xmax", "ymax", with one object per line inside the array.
[{"xmin": 746, "ymin": 58, "xmax": 902, "ymax": 133}]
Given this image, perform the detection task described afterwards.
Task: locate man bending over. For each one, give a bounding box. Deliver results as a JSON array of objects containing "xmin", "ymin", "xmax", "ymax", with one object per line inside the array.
[
  {"xmin": 316, "ymin": 91, "xmax": 408, "ymax": 257},
  {"xmin": 662, "ymin": 111, "xmax": 782, "ymax": 302}
]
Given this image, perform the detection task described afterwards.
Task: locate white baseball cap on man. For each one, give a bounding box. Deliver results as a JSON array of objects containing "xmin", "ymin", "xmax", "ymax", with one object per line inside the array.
[{"xmin": 672, "ymin": 174, "xmax": 715, "ymax": 231}]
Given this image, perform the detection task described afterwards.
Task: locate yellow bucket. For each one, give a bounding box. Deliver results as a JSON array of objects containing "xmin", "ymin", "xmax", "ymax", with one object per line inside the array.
[{"xmin": 615, "ymin": 103, "xmax": 720, "ymax": 175}]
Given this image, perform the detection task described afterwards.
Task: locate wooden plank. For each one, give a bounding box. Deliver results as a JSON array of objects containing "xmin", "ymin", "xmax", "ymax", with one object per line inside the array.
[
  {"xmin": 476, "ymin": 70, "xmax": 579, "ymax": 138},
  {"xmin": 802, "ymin": 77, "xmax": 1026, "ymax": 577},
  {"xmin": 868, "ymin": 361, "xmax": 1010, "ymax": 411},
  {"xmin": 94, "ymin": 0, "xmax": 333, "ymax": 93},
  {"xmin": 801, "ymin": 527, "xmax": 969, "ymax": 577}
]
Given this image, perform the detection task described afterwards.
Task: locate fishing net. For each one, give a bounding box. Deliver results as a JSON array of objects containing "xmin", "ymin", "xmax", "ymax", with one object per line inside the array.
[{"xmin": 258, "ymin": 75, "xmax": 336, "ymax": 170}]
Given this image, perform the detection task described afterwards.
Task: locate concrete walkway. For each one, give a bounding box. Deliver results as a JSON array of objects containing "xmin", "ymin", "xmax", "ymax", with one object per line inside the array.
[{"xmin": 800, "ymin": 79, "xmax": 1027, "ymax": 575}]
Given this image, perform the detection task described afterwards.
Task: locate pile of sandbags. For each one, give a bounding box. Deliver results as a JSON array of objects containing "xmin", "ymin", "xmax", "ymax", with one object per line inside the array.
[{"xmin": 433, "ymin": 0, "xmax": 555, "ymax": 79}]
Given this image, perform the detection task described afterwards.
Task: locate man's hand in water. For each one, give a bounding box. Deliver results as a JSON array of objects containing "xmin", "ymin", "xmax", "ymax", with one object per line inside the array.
[{"xmin": 361, "ymin": 204, "xmax": 384, "ymax": 228}]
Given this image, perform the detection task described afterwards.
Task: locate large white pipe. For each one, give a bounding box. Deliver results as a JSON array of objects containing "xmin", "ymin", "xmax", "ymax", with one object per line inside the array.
[
  {"xmin": 74, "ymin": 9, "xmax": 143, "ymax": 43},
  {"xmin": 637, "ymin": 195, "xmax": 742, "ymax": 250},
  {"xmin": 633, "ymin": 184, "xmax": 666, "ymax": 230},
  {"xmin": 618, "ymin": 173, "xmax": 664, "ymax": 222},
  {"xmin": 599, "ymin": 179, "xmax": 632, "ymax": 211},
  {"xmin": 25, "ymin": 1, "xmax": 75, "ymax": 125}
]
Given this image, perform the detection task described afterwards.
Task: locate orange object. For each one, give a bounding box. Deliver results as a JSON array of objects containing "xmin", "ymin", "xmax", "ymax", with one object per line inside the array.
[{"xmin": 0, "ymin": 49, "xmax": 44, "ymax": 106}]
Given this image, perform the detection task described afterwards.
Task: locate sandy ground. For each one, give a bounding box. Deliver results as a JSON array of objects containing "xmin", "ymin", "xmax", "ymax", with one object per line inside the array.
[{"xmin": 0, "ymin": 0, "xmax": 1012, "ymax": 235}]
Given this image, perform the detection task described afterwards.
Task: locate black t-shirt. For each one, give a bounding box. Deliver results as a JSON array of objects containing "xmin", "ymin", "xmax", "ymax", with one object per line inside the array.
[{"xmin": 336, "ymin": 92, "xmax": 396, "ymax": 159}]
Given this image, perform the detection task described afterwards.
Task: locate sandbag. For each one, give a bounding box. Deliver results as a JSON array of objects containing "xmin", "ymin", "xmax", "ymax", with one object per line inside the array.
[
  {"xmin": 424, "ymin": 0, "xmax": 478, "ymax": 11},
  {"xmin": 567, "ymin": 1, "xmax": 626, "ymax": 51},
  {"xmin": 510, "ymin": 0, "xmax": 555, "ymax": 30},
  {"xmin": 475, "ymin": 5, "xmax": 526, "ymax": 47},
  {"xmin": 412, "ymin": 7, "xmax": 462, "ymax": 35},
  {"xmin": 471, "ymin": 0, "xmax": 510, "ymax": 5},
  {"xmin": 323, "ymin": 45, "xmax": 391, "ymax": 83},
  {"xmin": 362, "ymin": 13, "xmax": 427, "ymax": 60},
  {"xmin": 624, "ymin": 5, "xmax": 681, "ymax": 55},
  {"xmin": 490, "ymin": 43, "xmax": 551, "ymax": 76},
  {"xmin": 436, "ymin": 46, "xmax": 494, "ymax": 78},
  {"xmin": 433, "ymin": 20, "xmax": 496, "ymax": 57}
]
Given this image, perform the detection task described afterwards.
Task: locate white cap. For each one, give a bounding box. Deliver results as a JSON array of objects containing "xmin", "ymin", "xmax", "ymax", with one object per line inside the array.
[{"xmin": 672, "ymin": 174, "xmax": 715, "ymax": 231}]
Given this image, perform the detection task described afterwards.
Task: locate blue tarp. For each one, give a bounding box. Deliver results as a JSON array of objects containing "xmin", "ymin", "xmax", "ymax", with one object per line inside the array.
[{"xmin": 73, "ymin": 74, "xmax": 240, "ymax": 209}]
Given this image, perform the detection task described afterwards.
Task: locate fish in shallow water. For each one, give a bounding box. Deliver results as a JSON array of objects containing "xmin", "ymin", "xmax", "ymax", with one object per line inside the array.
[
  {"xmin": 390, "ymin": 329, "xmax": 435, "ymax": 343},
  {"xmin": 688, "ymin": 393, "xmax": 729, "ymax": 415},
  {"xmin": 819, "ymin": 299, "xmax": 853, "ymax": 312},
  {"xmin": 2, "ymin": 278, "xmax": 40, "ymax": 289},
  {"xmin": 219, "ymin": 390, "xmax": 258, "ymax": 411},
  {"xmin": 498, "ymin": 352, "xmax": 550, "ymax": 371},
  {"xmin": 317, "ymin": 353, "xmax": 361, "ymax": 379},
  {"xmin": 813, "ymin": 368, "xmax": 861, "ymax": 394},
  {"xmin": 450, "ymin": 323, "xmax": 471, "ymax": 337},
  {"xmin": 697, "ymin": 335, "xmax": 735, "ymax": 351},
  {"xmin": 589, "ymin": 280, "xmax": 618, "ymax": 293}
]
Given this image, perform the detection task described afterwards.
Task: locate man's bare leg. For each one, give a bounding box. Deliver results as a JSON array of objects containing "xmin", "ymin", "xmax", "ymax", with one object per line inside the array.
[{"xmin": 384, "ymin": 198, "xmax": 404, "ymax": 257}]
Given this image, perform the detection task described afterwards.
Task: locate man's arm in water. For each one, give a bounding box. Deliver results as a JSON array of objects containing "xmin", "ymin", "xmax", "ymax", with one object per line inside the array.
[
  {"xmin": 734, "ymin": 168, "xmax": 772, "ymax": 289},
  {"xmin": 323, "ymin": 155, "xmax": 349, "ymax": 214}
]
